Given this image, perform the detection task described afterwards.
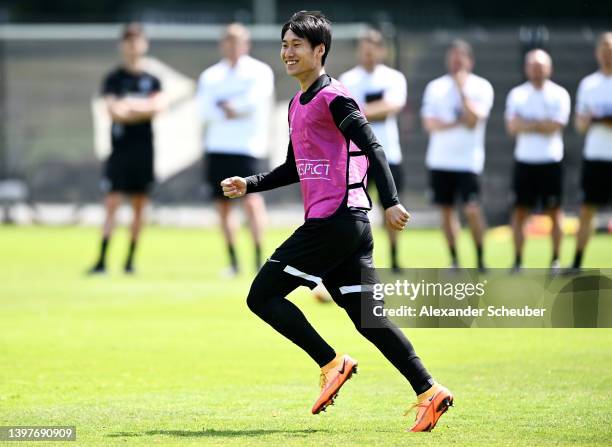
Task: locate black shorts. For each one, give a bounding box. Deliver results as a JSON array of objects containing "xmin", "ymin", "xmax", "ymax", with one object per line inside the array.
[
  {"xmin": 204, "ymin": 153, "xmax": 262, "ymax": 200},
  {"xmin": 581, "ymin": 159, "xmax": 612, "ymax": 206},
  {"xmin": 367, "ymin": 163, "xmax": 404, "ymax": 196},
  {"xmin": 266, "ymin": 210, "xmax": 378, "ymax": 301},
  {"xmin": 513, "ymin": 161, "xmax": 563, "ymax": 209},
  {"xmin": 428, "ymin": 169, "xmax": 480, "ymax": 206},
  {"xmin": 102, "ymin": 148, "xmax": 154, "ymax": 194}
]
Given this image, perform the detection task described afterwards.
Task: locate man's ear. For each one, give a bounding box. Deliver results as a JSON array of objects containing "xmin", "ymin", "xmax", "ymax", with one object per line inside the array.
[{"xmin": 316, "ymin": 43, "xmax": 326, "ymax": 61}]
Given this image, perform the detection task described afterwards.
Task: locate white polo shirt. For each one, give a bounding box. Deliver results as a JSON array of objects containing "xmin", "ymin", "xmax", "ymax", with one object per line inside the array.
[
  {"xmin": 421, "ymin": 73, "xmax": 494, "ymax": 174},
  {"xmin": 197, "ymin": 55, "xmax": 274, "ymax": 157},
  {"xmin": 339, "ymin": 64, "xmax": 407, "ymax": 165},
  {"xmin": 576, "ymin": 71, "xmax": 612, "ymax": 161},
  {"xmin": 505, "ymin": 80, "xmax": 570, "ymax": 164}
]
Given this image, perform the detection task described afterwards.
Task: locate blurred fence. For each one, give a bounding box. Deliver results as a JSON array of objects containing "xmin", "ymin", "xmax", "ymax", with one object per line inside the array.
[{"xmin": 0, "ymin": 24, "xmax": 605, "ymax": 225}]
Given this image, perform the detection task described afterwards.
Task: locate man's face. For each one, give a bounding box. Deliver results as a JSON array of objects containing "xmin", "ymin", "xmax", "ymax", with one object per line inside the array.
[
  {"xmin": 121, "ymin": 35, "xmax": 148, "ymax": 60},
  {"xmin": 220, "ymin": 31, "xmax": 249, "ymax": 62},
  {"xmin": 525, "ymin": 52, "xmax": 552, "ymax": 84},
  {"xmin": 446, "ymin": 47, "xmax": 473, "ymax": 74},
  {"xmin": 358, "ymin": 39, "xmax": 385, "ymax": 69},
  {"xmin": 280, "ymin": 29, "xmax": 324, "ymax": 78},
  {"xmin": 596, "ymin": 36, "xmax": 612, "ymax": 70}
]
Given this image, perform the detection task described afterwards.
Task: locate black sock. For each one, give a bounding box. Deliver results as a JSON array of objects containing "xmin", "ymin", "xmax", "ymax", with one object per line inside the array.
[
  {"xmin": 476, "ymin": 244, "xmax": 484, "ymax": 268},
  {"xmin": 96, "ymin": 237, "xmax": 109, "ymax": 267},
  {"xmin": 572, "ymin": 250, "xmax": 583, "ymax": 269},
  {"xmin": 390, "ymin": 241, "xmax": 399, "ymax": 270},
  {"xmin": 514, "ymin": 253, "xmax": 522, "ymax": 268},
  {"xmin": 228, "ymin": 243, "xmax": 238, "ymax": 271},
  {"xmin": 449, "ymin": 245, "xmax": 458, "ymax": 265},
  {"xmin": 125, "ymin": 239, "xmax": 137, "ymax": 269},
  {"xmin": 254, "ymin": 243, "xmax": 262, "ymax": 270}
]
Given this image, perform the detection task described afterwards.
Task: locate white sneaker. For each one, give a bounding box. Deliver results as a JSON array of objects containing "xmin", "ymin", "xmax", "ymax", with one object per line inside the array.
[
  {"xmin": 220, "ymin": 266, "xmax": 239, "ymax": 279},
  {"xmin": 550, "ymin": 260, "xmax": 561, "ymax": 275}
]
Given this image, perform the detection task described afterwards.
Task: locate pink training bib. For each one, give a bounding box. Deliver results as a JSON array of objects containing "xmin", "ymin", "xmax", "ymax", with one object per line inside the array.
[{"xmin": 289, "ymin": 79, "xmax": 371, "ymax": 219}]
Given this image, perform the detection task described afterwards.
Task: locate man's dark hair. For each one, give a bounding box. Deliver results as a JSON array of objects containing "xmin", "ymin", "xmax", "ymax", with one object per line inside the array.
[
  {"xmin": 281, "ymin": 11, "xmax": 332, "ymax": 65},
  {"xmin": 360, "ymin": 28, "xmax": 385, "ymax": 48},
  {"xmin": 597, "ymin": 31, "xmax": 612, "ymax": 47},
  {"xmin": 121, "ymin": 22, "xmax": 145, "ymax": 40},
  {"xmin": 447, "ymin": 39, "xmax": 474, "ymax": 59}
]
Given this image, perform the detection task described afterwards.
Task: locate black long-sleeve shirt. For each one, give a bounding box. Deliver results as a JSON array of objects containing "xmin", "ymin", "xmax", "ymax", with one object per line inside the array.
[{"xmin": 246, "ymin": 74, "xmax": 399, "ymax": 210}]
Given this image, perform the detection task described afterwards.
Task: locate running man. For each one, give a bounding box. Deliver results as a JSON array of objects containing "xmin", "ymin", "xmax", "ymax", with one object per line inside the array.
[
  {"xmin": 339, "ymin": 28, "xmax": 408, "ymax": 272},
  {"xmin": 421, "ymin": 40, "xmax": 494, "ymax": 271},
  {"xmin": 89, "ymin": 23, "xmax": 165, "ymax": 274},
  {"xmin": 571, "ymin": 32, "xmax": 612, "ymax": 270},
  {"xmin": 197, "ymin": 23, "xmax": 274, "ymax": 275},
  {"xmin": 505, "ymin": 49, "xmax": 570, "ymax": 272},
  {"xmin": 221, "ymin": 11, "xmax": 452, "ymax": 432}
]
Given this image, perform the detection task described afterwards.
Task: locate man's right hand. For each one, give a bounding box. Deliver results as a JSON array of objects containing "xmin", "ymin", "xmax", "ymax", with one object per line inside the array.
[
  {"xmin": 453, "ymin": 70, "xmax": 469, "ymax": 91},
  {"xmin": 385, "ymin": 203, "xmax": 411, "ymax": 231},
  {"xmin": 217, "ymin": 100, "xmax": 239, "ymax": 120},
  {"xmin": 221, "ymin": 176, "xmax": 247, "ymax": 198}
]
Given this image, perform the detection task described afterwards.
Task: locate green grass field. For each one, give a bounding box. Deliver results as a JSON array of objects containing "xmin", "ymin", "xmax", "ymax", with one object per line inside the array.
[{"xmin": 1, "ymin": 225, "xmax": 611, "ymax": 446}]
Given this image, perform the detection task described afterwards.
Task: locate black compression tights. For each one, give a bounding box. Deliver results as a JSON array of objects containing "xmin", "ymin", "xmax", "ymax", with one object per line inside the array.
[
  {"xmin": 246, "ymin": 263, "xmax": 434, "ymax": 395},
  {"xmin": 337, "ymin": 294, "xmax": 434, "ymax": 395}
]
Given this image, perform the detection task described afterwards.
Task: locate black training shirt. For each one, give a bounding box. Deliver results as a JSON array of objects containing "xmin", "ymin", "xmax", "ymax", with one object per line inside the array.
[{"xmin": 101, "ymin": 67, "xmax": 161, "ymax": 151}]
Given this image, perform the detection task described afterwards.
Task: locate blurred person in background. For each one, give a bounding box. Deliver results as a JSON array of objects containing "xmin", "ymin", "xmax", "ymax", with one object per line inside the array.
[
  {"xmin": 421, "ymin": 40, "xmax": 494, "ymax": 271},
  {"xmin": 339, "ymin": 28, "xmax": 408, "ymax": 273},
  {"xmin": 571, "ymin": 32, "xmax": 612, "ymax": 270},
  {"xmin": 505, "ymin": 49, "xmax": 570, "ymax": 273},
  {"xmin": 197, "ymin": 23, "xmax": 274, "ymax": 276},
  {"xmin": 88, "ymin": 23, "xmax": 165, "ymax": 275}
]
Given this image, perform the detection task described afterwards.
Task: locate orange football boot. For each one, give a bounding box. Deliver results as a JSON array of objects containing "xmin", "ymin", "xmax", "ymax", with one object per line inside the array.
[
  {"xmin": 407, "ymin": 383, "xmax": 453, "ymax": 432},
  {"xmin": 311, "ymin": 354, "xmax": 358, "ymax": 414}
]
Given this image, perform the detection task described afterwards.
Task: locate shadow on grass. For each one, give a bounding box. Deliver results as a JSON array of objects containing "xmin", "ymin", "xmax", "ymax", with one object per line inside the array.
[{"xmin": 108, "ymin": 428, "xmax": 330, "ymax": 438}]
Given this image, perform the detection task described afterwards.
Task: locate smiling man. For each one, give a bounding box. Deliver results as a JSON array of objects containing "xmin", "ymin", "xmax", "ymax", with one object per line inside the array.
[{"xmin": 221, "ymin": 11, "xmax": 452, "ymax": 432}]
